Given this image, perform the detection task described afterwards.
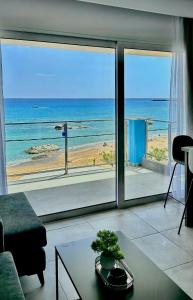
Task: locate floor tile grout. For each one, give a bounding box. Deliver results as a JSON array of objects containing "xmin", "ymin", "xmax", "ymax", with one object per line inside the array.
[
  {"xmin": 128, "ymin": 207, "xmax": 161, "ymax": 233},
  {"xmin": 130, "ymin": 231, "xmax": 159, "ymax": 241},
  {"xmin": 159, "ymin": 228, "xmax": 193, "ymax": 260},
  {"xmin": 45, "ymin": 221, "xmax": 89, "ymax": 232},
  {"xmin": 163, "ymin": 258, "xmax": 193, "ymax": 272},
  {"xmin": 130, "ymin": 203, "xmax": 185, "ymax": 234}
]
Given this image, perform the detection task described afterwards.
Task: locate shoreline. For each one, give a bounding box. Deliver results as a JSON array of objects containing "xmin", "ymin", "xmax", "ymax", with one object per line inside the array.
[
  {"xmin": 6, "ymin": 139, "xmax": 115, "ymax": 167},
  {"xmin": 7, "ymin": 141, "xmax": 115, "ymax": 181},
  {"xmin": 6, "ymin": 130, "xmax": 167, "ymax": 167},
  {"xmin": 7, "ymin": 135, "xmax": 168, "ymax": 181}
]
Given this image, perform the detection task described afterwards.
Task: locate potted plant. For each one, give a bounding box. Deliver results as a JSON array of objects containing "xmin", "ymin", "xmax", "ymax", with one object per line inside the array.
[{"xmin": 91, "ymin": 230, "xmax": 124, "ymax": 270}]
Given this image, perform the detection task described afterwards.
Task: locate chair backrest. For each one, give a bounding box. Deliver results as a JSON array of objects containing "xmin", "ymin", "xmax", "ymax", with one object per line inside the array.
[
  {"xmin": 172, "ymin": 135, "xmax": 193, "ymax": 164},
  {"xmin": 188, "ymin": 148, "xmax": 193, "ymax": 174}
]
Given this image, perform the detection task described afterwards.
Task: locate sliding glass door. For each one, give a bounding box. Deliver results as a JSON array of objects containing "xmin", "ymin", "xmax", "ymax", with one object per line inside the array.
[
  {"xmin": 0, "ymin": 35, "xmax": 174, "ymax": 216},
  {"xmin": 124, "ymin": 49, "xmax": 172, "ymax": 201},
  {"xmin": 1, "ymin": 39, "xmax": 116, "ymax": 215}
]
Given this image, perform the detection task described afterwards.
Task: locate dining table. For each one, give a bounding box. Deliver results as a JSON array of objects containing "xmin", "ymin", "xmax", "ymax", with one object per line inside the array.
[{"xmin": 181, "ymin": 146, "xmax": 193, "ymax": 227}]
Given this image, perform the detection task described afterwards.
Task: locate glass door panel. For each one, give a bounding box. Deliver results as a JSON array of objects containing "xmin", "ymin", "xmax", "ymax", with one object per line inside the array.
[
  {"xmin": 1, "ymin": 39, "xmax": 116, "ymax": 215},
  {"xmin": 124, "ymin": 49, "xmax": 172, "ymax": 201}
]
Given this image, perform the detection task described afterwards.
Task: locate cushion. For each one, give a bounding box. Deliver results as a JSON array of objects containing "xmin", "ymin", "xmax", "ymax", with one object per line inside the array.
[
  {"xmin": 0, "ymin": 193, "xmax": 47, "ymax": 250},
  {"xmin": 0, "ymin": 251, "xmax": 25, "ymax": 300}
]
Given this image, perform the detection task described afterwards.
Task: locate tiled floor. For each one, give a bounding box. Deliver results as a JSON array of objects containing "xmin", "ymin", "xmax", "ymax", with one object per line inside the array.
[{"xmin": 20, "ymin": 198, "xmax": 193, "ymax": 299}]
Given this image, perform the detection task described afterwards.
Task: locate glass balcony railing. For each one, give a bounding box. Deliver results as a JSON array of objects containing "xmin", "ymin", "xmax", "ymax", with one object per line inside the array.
[
  {"xmin": 146, "ymin": 119, "xmax": 170, "ymax": 163},
  {"xmin": 5, "ymin": 118, "xmax": 170, "ymax": 184}
]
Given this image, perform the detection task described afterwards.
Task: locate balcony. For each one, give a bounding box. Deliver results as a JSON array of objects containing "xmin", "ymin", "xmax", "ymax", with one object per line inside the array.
[{"xmin": 6, "ymin": 118, "xmax": 170, "ymax": 216}]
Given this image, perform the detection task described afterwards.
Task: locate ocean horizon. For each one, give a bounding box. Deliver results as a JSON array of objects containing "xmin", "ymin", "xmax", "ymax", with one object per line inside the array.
[{"xmin": 4, "ymin": 98, "xmax": 169, "ymax": 164}]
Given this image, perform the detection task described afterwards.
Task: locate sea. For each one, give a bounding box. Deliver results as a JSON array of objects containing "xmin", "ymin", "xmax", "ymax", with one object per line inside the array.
[{"xmin": 4, "ymin": 98, "xmax": 169, "ymax": 165}]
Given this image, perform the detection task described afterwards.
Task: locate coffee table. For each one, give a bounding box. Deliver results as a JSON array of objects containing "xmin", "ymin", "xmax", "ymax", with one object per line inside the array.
[{"xmin": 55, "ymin": 232, "xmax": 191, "ymax": 300}]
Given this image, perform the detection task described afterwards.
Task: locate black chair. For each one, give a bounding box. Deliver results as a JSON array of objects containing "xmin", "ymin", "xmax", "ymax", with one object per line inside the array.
[{"xmin": 164, "ymin": 135, "xmax": 193, "ymax": 208}]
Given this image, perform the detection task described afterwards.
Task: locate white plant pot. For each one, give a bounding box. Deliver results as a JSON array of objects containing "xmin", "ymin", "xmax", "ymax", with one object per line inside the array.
[{"xmin": 100, "ymin": 254, "xmax": 115, "ymax": 270}]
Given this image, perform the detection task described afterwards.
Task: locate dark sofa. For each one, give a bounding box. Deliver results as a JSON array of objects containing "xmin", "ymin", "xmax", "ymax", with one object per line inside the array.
[
  {"xmin": 0, "ymin": 192, "xmax": 47, "ymax": 285},
  {"xmin": 0, "ymin": 251, "xmax": 25, "ymax": 300}
]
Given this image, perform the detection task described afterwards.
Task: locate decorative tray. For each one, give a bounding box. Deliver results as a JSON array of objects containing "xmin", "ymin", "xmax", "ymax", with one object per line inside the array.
[{"xmin": 95, "ymin": 256, "xmax": 134, "ymax": 291}]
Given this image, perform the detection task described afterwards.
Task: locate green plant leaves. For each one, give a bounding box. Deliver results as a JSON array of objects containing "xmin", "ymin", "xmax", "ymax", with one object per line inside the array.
[{"xmin": 91, "ymin": 230, "xmax": 124, "ymax": 260}]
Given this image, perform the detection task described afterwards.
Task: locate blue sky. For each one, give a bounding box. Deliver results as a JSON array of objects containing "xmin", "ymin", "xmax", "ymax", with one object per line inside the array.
[{"xmin": 1, "ymin": 44, "xmax": 172, "ymax": 99}]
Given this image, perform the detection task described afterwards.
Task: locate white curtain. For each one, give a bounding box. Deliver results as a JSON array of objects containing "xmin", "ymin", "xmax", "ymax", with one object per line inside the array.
[
  {"xmin": 0, "ymin": 43, "xmax": 7, "ymax": 194},
  {"xmin": 169, "ymin": 17, "xmax": 187, "ymax": 202}
]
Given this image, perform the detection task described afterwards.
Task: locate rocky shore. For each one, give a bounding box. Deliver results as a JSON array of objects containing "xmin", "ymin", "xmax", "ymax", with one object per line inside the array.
[{"xmin": 25, "ymin": 144, "xmax": 60, "ymax": 154}]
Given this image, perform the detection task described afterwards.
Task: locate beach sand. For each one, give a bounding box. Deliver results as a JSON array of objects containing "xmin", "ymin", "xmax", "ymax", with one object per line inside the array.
[
  {"xmin": 7, "ymin": 142, "xmax": 115, "ymax": 181},
  {"xmin": 7, "ymin": 135, "xmax": 168, "ymax": 182},
  {"xmin": 148, "ymin": 135, "xmax": 168, "ymax": 150}
]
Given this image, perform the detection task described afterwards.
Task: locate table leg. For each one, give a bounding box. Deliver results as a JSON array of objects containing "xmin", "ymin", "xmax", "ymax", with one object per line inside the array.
[
  {"xmin": 185, "ymin": 152, "xmax": 193, "ymax": 227},
  {"xmin": 55, "ymin": 248, "xmax": 59, "ymax": 300}
]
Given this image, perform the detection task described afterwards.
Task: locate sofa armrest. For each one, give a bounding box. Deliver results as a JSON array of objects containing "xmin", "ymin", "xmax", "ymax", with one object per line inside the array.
[{"xmin": 0, "ymin": 217, "xmax": 4, "ymax": 252}]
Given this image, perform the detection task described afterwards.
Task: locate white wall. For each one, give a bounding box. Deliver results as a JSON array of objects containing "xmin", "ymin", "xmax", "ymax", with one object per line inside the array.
[
  {"xmin": 77, "ymin": 0, "xmax": 193, "ymax": 18},
  {"xmin": 0, "ymin": 0, "xmax": 175, "ymax": 48}
]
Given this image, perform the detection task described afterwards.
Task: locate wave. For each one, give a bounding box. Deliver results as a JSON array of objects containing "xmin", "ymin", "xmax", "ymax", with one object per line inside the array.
[{"xmin": 32, "ymin": 106, "xmax": 48, "ymax": 109}]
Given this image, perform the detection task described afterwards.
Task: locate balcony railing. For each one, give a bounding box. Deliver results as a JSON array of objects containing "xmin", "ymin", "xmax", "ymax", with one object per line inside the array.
[{"xmin": 5, "ymin": 118, "xmax": 170, "ymax": 183}]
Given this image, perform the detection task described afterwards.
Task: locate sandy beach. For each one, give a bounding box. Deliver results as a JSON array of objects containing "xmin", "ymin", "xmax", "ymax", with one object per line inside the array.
[{"xmin": 7, "ymin": 135, "xmax": 168, "ymax": 182}]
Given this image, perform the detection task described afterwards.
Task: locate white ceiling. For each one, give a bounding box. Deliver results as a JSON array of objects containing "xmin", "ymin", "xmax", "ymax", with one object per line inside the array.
[
  {"xmin": 77, "ymin": 0, "xmax": 193, "ymax": 18},
  {"xmin": 0, "ymin": 0, "xmax": 175, "ymax": 46}
]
